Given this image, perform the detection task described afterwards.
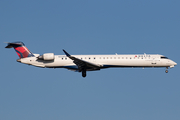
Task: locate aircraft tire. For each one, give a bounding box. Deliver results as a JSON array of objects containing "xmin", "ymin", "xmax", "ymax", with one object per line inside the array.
[{"xmin": 82, "ymin": 70, "xmax": 86, "ymax": 77}]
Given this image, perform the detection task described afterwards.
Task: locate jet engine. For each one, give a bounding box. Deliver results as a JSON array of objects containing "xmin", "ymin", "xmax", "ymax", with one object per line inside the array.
[{"xmin": 38, "ymin": 53, "xmax": 55, "ymax": 60}]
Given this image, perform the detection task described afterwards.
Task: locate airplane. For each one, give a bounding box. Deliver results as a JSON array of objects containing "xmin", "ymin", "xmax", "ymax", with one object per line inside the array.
[{"xmin": 5, "ymin": 42, "xmax": 177, "ymax": 77}]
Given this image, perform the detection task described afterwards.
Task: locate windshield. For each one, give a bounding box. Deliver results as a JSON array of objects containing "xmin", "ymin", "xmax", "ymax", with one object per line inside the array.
[{"xmin": 161, "ymin": 56, "xmax": 168, "ymax": 59}]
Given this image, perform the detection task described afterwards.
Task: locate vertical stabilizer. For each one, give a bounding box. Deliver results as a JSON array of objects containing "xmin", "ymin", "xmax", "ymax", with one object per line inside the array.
[{"xmin": 5, "ymin": 42, "xmax": 34, "ymax": 58}]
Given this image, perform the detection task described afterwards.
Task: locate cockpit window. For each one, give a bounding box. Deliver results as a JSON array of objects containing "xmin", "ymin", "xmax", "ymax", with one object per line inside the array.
[{"xmin": 161, "ymin": 56, "xmax": 168, "ymax": 59}]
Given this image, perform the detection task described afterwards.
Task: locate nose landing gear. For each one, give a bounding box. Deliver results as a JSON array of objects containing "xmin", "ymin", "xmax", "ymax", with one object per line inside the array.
[{"xmin": 165, "ymin": 67, "xmax": 168, "ymax": 73}]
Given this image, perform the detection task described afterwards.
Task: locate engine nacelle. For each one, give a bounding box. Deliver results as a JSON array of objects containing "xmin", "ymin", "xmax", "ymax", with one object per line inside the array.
[{"xmin": 42, "ymin": 53, "xmax": 55, "ymax": 60}]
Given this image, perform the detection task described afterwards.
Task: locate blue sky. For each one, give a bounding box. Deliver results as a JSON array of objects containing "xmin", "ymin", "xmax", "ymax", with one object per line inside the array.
[{"xmin": 1, "ymin": 0, "xmax": 180, "ymax": 120}]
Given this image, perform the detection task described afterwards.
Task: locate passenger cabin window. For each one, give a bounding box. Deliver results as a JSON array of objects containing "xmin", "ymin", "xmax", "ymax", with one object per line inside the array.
[{"xmin": 161, "ymin": 56, "xmax": 168, "ymax": 59}]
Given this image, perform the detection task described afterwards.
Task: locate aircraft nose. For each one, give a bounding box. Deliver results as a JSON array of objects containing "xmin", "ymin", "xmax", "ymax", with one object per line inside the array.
[{"xmin": 174, "ymin": 62, "xmax": 177, "ymax": 66}]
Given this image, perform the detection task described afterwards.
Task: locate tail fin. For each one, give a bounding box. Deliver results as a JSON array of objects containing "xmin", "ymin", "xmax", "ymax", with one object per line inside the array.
[{"xmin": 5, "ymin": 42, "xmax": 34, "ymax": 58}]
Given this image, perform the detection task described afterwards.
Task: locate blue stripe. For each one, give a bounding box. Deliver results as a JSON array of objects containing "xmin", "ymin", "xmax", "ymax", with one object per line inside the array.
[
  {"xmin": 15, "ymin": 50, "xmax": 23, "ymax": 58},
  {"xmin": 64, "ymin": 65, "xmax": 79, "ymax": 70},
  {"xmin": 28, "ymin": 52, "xmax": 35, "ymax": 57}
]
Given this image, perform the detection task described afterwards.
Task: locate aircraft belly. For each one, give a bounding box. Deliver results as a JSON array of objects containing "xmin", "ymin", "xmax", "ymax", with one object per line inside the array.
[
  {"xmin": 104, "ymin": 60, "xmax": 153, "ymax": 67},
  {"xmin": 44, "ymin": 60, "xmax": 74, "ymax": 68}
]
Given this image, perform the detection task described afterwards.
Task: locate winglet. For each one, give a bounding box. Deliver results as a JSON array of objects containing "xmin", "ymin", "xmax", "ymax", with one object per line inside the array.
[{"xmin": 63, "ymin": 49, "xmax": 71, "ymax": 57}]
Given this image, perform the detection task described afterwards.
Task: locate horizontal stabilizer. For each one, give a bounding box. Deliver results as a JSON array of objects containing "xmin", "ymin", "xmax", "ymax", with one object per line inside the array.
[{"xmin": 5, "ymin": 42, "xmax": 25, "ymax": 48}]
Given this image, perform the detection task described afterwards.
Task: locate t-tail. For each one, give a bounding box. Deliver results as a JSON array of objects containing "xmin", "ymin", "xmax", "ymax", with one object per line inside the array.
[{"xmin": 5, "ymin": 42, "xmax": 34, "ymax": 58}]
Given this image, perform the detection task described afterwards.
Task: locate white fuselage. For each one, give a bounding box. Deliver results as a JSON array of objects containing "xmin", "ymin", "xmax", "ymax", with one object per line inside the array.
[
  {"xmin": 6, "ymin": 42, "xmax": 177, "ymax": 77},
  {"xmin": 18, "ymin": 54, "xmax": 177, "ymax": 71}
]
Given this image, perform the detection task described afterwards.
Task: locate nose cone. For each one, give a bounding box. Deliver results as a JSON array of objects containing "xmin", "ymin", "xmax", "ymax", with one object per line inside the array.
[
  {"xmin": 169, "ymin": 60, "xmax": 177, "ymax": 68},
  {"xmin": 174, "ymin": 62, "xmax": 177, "ymax": 66}
]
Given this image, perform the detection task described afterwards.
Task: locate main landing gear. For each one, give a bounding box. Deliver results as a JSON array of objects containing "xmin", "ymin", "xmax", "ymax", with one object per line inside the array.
[
  {"xmin": 165, "ymin": 67, "xmax": 168, "ymax": 73},
  {"xmin": 82, "ymin": 69, "xmax": 87, "ymax": 77}
]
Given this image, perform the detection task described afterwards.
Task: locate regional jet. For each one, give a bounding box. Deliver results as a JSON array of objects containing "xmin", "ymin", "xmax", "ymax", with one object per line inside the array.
[{"xmin": 5, "ymin": 42, "xmax": 177, "ymax": 77}]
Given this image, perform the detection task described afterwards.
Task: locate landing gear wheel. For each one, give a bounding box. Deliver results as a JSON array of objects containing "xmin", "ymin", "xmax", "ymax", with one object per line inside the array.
[
  {"xmin": 82, "ymin": 70, "xmax": 86, "ymax": 77},
  {"xmin": 165, "ymin": 70, "xmax": 168, "ymax": 73}
]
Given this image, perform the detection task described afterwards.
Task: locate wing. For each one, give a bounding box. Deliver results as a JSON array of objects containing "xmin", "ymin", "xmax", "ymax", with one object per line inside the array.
[{"xmin": 63, "ymin": 49, "xmax": 101, "ymax": 71}]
